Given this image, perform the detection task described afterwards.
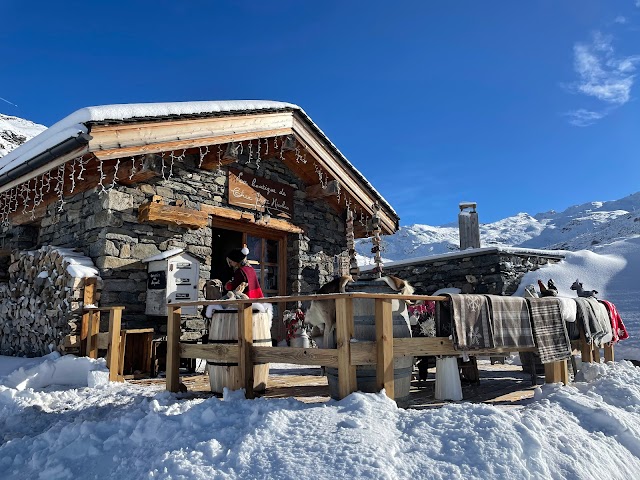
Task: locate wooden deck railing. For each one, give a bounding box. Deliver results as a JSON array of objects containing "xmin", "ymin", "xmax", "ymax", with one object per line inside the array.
[{"xmin": 164, "ymin": 293, "xmax": 608, "ymax": 400}]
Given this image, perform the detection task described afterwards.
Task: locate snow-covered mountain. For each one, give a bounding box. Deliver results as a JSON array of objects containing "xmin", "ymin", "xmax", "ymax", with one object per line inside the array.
[
  {"xmin": 0, "ymin": 113, "xmax": 47, "ymax": 158},
  {"xmin": 357, "ymin": 192, "xmax": 640, "ymax": 261}
]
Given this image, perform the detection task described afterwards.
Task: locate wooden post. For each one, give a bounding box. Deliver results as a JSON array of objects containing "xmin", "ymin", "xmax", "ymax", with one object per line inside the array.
[
  {"xmin": 593, "ymin": 347, "xmax": 601, "ymax": 363},
  {"xmin": 118, "ymin": 331, "xmax": 127, "ymax": 378},
  {"xmin": 336, "ymin": 297, "xmax": 356, "ymax": 399},
  {"xmin": 375, "ymin": 298, "xmax": 394, "ymax": 400},
  {"xmin": 87, "ymin": 311, "xmax": 100, "ymax": 359},
  {"xmin": 604, "ymin": 343, "xmax": 615, "ymax": 362},
  {"xmin": 166, "ymin": 306, "xmax": 181, "ymax": 393},
  {"xmin": 238, "ymin": 303, "xmax": 255, "ymax": 399},
  {"xmin": 106, "ymin": 307, "xmax": 124, "ymax": 382},
  {"xmin": 544, "ymin": 360, "xmax": 566, "ymax": 384},
  {"xmin": 579, "ymin": 330, "xmax": 593, "ymax": 363},
  {"xmin": 80, "ymin": 277, "xmax": 97, "ymax": 356},
  {"xmin": 560, "ymin": 359, "xmax": 570, "ymax": 385}
]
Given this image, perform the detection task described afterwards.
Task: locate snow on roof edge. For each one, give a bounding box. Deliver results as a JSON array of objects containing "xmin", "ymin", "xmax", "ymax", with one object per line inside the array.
[
  {"xmin": 359, "ymin": 246, "xmax": 566, "ymax": 272},
  {"xmin": 1, "ymin": 99, "xmax": 398, "ymax": 223}
]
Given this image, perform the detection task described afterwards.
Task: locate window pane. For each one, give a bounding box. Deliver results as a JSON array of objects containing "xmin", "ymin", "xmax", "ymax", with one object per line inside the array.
[
  {"xmin": 246, "ymin": 235, "xmax": 261, "ymax": 262},
  {"xmin": 263, "ymin": 266, "xmax": 278, "ymax": 291},
  {"xmin": 265, "ymin": 239, "xmax": 278, "ymax": 263}
]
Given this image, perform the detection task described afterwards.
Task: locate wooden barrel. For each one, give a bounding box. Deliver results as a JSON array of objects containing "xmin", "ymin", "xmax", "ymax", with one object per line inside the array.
[
  {"xmin": 326, "ymin": 280, "xmax": 414, "ymax": 399},
  {"xmin": 206, "ymin": 310, "xmax": 272, "ymax": 394}
]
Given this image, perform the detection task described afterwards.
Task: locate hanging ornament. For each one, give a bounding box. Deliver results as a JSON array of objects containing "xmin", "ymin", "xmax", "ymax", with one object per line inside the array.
[
  {"xmin": 346, "ymin": 208, "xmax": 359, "ymax": 281},
  {"xmin": 371, "ymin": 202, "xmax": 383, "ymax": 278}
]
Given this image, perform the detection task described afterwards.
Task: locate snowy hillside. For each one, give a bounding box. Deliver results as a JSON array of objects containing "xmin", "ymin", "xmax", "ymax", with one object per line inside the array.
[
  {"xmin": 0, "ymin": 113, "xmax": 46, "ymax": 158},
  {"xmin": 358, "ymin": 192, "xmax": 640, "ymax": 262}
]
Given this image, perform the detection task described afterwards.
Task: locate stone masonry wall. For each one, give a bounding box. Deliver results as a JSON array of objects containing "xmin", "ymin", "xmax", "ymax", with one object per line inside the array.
[
  {"xmin": 362, "ymin": 249, "xmax": 564, "ymax": 295},
  {"xmin": 2, "ymin": 148, "xmax": 347, "ymax": 338}
]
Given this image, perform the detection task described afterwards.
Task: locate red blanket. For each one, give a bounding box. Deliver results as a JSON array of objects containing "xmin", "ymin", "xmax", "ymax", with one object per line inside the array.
[{"xmin": 599, "ymin": 300, "xmax": 629, "ymax": 343}]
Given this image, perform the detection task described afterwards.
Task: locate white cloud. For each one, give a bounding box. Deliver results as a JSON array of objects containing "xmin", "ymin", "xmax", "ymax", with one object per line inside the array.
[
  {"xmin": 614, "ymin": 16, "xmax": 627, "ymax": 24},
  {"xmin": 572, "ymin": 32, "xmax": 639, "ymax": 105},
  {"xmin": 565, "ymin": 109, "xmax": 606, "ymax": 127}
]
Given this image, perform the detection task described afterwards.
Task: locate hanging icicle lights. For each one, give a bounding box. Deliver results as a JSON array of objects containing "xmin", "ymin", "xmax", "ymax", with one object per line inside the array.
[{"xmin": 0, "ymin": 134, "xmax": 375, "ymax": 231}]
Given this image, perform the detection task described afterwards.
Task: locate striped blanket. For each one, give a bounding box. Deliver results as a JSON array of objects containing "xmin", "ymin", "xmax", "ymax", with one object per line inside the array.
[
  {"xmin": 485, "ymin": 295, "xmax": 535, "ymax": 349},
  {"xmin": 575, "ymin": 297, "xmax": 613, "ymax": 347},
  {"xmin": 527, "ymin": 298, "xmax": 571, "ymax": 364},
  {"xmin": 446, "ymin": 294, "xmax": 494, "ymax": 350}
]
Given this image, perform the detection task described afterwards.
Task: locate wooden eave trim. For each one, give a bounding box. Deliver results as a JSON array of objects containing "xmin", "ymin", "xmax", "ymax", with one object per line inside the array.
[
  {"xmin": 291, "ymin": 116, "xmax": 398, "ymax": 234},
  {"xmin": 88, "ymin": 112, "xmax": 294, "ymax": 160},
  {"xmin": 200, "ymin": 204, "xmax": 304, "ymax": 234},
  {"xmin": 0, "ymin": 145, "xmax": 90, "ymax": 195}
]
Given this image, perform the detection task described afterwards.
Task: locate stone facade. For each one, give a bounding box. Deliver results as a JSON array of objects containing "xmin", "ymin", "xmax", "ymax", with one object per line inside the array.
[
  {"xmin": 0, "ymin": 149, "xmax": 347, "ymax": 341},
  {"xmin": 361, "ymin": 248, "xmax": 565, "ymax": 295}
]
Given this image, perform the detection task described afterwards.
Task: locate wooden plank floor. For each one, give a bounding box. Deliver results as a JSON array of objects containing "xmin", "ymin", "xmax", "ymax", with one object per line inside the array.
[{"xmin": 130, "ymin": 359, "xmax": 539, "ymax": 409}]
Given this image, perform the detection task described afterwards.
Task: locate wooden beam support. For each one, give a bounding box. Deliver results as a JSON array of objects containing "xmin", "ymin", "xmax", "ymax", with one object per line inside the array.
[
  {"xmin": 580, "ymin": 330, "xmax": 594, "ymax": 363},
  {"xmin": 80, "ymin": 278, "xmax": 97, "ymax": 356},
  {"xmin": 138, "ymin": 201, "xmax": 209, "ymax": 229},
  {"xmin": 336, "ymin": 297, "xmax": 356, "ymax": 399},
  {"xmin": 200, "ymin": 204, "xmax": 304, "ymax": 234},
  {"xmin": 87, "ymin": 310, "xmax": 100, "ymax": 359},
  {"xmin": 604, "ymin": 343, "xmax": 615, "ymax": 362},
  {"xmin": 166, "ymin": 306, "xmax": 181, "ymax": 393},
  {"xmin": 305, "ymin": 180, "xmax": 340, "ymax": 200},
  {"xmin": 375, "ymin": 298, "xmax": 394, "ymax": 399},
  {"xmin": 105, "ymin": 307, "xmax": 124, "ymax": 382},
  {"xmin": 544, "ymin": 360, "xmax": 568, "ymax": 384},
  {"xmin": 238, "ymin": 303, "xmax": 255, "ymax": 399},
  {"xmin": 117, "ymin": 154, "xmax": 163, "ymax": 185}
]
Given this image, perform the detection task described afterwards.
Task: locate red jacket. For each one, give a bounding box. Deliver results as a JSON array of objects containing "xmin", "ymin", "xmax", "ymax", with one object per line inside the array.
[{"xmin": 225, "ymin": 265, "xmax": 264, "ymax": 299}]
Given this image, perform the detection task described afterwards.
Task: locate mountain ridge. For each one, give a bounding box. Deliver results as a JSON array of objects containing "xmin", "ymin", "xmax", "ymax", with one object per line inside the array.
[
  {"xmin": 357, "ymin": 191, "xmax": 640, "ymax": 263},
  {"xmin": 0, "ymin": 113, "xmax": 47, "ymax": 158}
]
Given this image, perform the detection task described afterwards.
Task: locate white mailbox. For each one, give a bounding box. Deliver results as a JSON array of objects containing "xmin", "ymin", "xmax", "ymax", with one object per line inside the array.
[{"xmin": 142, "ymin": 248, "xmax": 200, "ymax": 316}]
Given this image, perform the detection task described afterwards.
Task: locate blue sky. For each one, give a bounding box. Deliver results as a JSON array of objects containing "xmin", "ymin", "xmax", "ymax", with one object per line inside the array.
[{"xmin": 1, "ymin": 1, "xmax": 639, "ymax": 226}]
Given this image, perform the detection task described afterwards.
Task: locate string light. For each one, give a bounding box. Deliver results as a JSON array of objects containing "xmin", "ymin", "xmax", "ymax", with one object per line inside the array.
[
  {"xmin": 98, "ymin": 159, "xmax": 108, "ymax": 194},
  {"xmin": 198, "ymin": 146, "xmax": 209, "ymax": 168},
  {"xmin": 129, "ymin": 157, "xmax": 138, "ymax": 181},
  {"xmin": 69, "ymin": 158, "xmax": 77, "ymax": 194},
  {"xmin": 110, "ymin": 159, "xmax": 121, "ymax": 190},
  {"xmin": 55, "ymin": 164, "xmax": 65, "ymax": 211}
]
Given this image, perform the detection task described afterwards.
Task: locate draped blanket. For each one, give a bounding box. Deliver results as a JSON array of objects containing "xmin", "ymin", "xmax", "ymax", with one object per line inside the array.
[
  {"xmin": 575, "ymin": 297, "xmax": 613, "ymax": 347},
  {"xmin": 447, "ymin": 294, "xmax": 494, "ymax": 350},
  {"xmin": 599, "ymin": 300, "xmax": 629, "ymax": 344},
  {"xmin": 485, "ymin": 295, "xmax": 535, "ymax": 349},
  {"xmin": 527, "ymin": 298, "xmax": 571, "ymax": 363}
]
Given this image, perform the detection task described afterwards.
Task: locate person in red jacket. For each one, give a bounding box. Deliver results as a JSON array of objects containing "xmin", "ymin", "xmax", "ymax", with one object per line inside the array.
[{"xmin": 224, "ymin": 246, "xmax": 264, "ymax": 299}]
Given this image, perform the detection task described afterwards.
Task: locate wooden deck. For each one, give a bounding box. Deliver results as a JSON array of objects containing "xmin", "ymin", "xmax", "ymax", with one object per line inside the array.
[{"xmin": 130, "ymin": 359, "xmax": 539, "ymax": 409}]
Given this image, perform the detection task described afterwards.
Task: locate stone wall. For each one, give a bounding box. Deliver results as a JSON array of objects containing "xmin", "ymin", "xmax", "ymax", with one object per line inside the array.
[
  {"xmin": 1, "ymin": 149, "xmax": 347, "ymax": 340},
  {"xmin": 361, "ymin": 248, "xmax": 565, "ymax": 295}
]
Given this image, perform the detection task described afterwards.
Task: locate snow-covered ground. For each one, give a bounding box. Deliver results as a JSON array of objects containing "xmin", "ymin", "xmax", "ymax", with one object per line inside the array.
[
  {"xmin": 1, "ymin": 242, "xmax": 639, "ymax": 479},
  {"xmin": 1, "ymin": 353, "xmax": 639, "ymax": 479}
]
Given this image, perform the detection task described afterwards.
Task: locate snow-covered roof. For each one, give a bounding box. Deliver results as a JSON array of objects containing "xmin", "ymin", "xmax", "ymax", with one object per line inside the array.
[
  {"xmin": 0, "ymin": 100, "xmax": 398, "ymax": 220},
  {"xmin": 360, "ymin": 246, "xmax": 566, "ymax": 271}
]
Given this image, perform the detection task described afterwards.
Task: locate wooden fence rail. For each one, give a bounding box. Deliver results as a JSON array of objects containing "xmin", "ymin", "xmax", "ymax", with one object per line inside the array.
[{"xmin": 165, "ymin": 293, "xmax": 606, "ymax": 400}]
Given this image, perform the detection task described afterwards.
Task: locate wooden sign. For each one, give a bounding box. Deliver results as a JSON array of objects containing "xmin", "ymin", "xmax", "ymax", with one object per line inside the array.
[{"xmin": 228, "ymin": 169, "xmax": 294, "ymax": 218}]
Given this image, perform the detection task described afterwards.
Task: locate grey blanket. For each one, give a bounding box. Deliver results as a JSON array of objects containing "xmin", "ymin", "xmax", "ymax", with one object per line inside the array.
[
  {"xmin": 574, "ymin": 297, "xmax": 613, "ymax": 347},
  {"xmin": 447, "ymin": 294, "xmax": 494, "ymax": 350},
  {"xmin": 485, "ymin": 295, "xmax": 535, "ymax": 349},
  {"xmin": 527, "ymin": 298, "xmax": 571, "ymax": 364}
]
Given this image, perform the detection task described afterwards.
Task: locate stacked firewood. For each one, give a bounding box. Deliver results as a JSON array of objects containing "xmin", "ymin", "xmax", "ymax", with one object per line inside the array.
[{"xmin": 0, "ymin": 245, "xmax": 100, "ymax": 357}]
